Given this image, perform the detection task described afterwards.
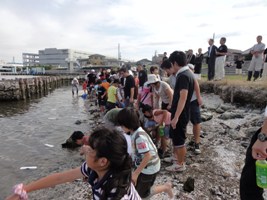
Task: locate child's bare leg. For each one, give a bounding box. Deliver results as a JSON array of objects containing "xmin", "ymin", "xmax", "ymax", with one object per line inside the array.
[{"xmin": 150, "ymin": 183, "xmax": 173, "ymax": 198}]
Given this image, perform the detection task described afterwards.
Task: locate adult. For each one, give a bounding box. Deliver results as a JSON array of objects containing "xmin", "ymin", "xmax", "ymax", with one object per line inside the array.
[
  {"xmin": 137, "ymin": 64, "xmax": 147, "ymax": 87},
  {"xmin": 162, "ymin": 52, "xmax": 168, "ymax": 62},
  {"xmin": 165, "ymin": 51, "xmax": 195, "ymax": 172},
  {"xmin": 263, "ymin": 48, "xmax": 267, "ymax": 80},
  {"xmin": 71, "ymin": 77, "xmax": 79, "ymax": 96},
  {"xmin": 87, "ymin": 69, "xmax": 97, "ymax": 96},
  {"xmin": 161, "ymin": 60, "xmax": 176, "ymax": 90},
  {"xmin": 194, "ymin": 48, "xmax": 204, "ymax": 80},
  {"xmin": 146, "ymin": 74, "xmax": 173, "ymax": 111},
  {"xmin": 240, "ymin": 106, "xmax": 267, "ymax": 200},
  {"xmin": 186, "ymin": 49, "xmax": 195, "ymax": 65},
  {"xmin": 214, "ymin": 37, "xmax": 228, "ymax": 80},
  {"xmin": 247, "ymin": 35, "xmax": 265, "ymax": 81},
  {"xmin": 119, "ymin": 67, "xmax": 135, "ymax": 107},
  {"xmin": 207, "ymin": 39, "xmax": 217, "ymax": 81},
  {"xmin": 235, "ymin": 57, "xmax": 245, "ymax": 75}
]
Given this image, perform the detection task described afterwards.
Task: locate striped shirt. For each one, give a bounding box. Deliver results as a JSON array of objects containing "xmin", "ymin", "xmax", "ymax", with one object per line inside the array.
[{"xmin": 81, "ymin": 162, "xmax": 141, "ymax": 200}]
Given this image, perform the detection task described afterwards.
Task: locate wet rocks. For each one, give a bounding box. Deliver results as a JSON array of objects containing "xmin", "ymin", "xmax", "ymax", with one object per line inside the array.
[{"xmin": 183, "ymin": 177, "xmax": 194, "ymax": 192}]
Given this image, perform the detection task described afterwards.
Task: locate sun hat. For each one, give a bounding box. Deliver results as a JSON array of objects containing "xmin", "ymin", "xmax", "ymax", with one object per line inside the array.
[{"xmin": 146, "ymin": 74, "xmax": 160, "ymax": 85}]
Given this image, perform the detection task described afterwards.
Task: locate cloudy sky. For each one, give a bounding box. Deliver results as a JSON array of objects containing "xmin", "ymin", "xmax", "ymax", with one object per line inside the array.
[{"xmin": 1, "ymin": 0, "xmax": 267, "ymax": 63}]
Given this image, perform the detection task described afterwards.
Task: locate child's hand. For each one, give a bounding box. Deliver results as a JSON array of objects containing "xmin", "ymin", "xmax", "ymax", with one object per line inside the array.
[
  {"xmin": 131, "ymin": 172, "xmax": 139, "ymax": 186},
  {"xmin": 5, "ymin": 194, "xmax": 20, "ymax": 200}
]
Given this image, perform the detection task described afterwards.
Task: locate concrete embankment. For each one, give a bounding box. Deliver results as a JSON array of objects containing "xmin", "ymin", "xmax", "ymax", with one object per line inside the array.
[
  {"xmin": 199, "ymin": 80, "xmax": 267, "ymax": 108},
  {"xmin": 0, "ymin": 76, "xmax": 79, "ymax": 101}
]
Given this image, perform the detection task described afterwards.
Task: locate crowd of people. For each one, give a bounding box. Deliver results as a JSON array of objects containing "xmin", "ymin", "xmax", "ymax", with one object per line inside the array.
[{"xmin": 5, "ymin": 36, "xmax": 267, "ymax": 200}]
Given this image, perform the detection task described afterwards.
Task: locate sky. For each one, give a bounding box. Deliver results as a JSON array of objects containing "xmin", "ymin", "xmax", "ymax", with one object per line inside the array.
[{"xmin": 1, "ymin": 0, "xmax": 267, "ymax": 63}]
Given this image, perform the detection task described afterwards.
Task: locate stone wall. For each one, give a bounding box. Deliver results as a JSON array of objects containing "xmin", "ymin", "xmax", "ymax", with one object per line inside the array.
[
  {"xmin": 199, "ymin": 81, "xmax": 267, "ymax": 108},
  {"xmin": 0, "ymin": 76, "xmax": 73, "ymax": 101}
]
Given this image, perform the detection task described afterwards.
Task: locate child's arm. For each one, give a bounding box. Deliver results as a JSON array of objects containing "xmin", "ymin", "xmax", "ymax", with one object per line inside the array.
[
  {"xmin": 194, "ymin": 79, "xmax": 202, "ymax": 106},
  {"xmin": 171, "ymin": 89, "xmax": 188, "ymax": 129},
  {"xmin": 6, "ymin": 167, "xmax": 83, "ymax": 199},
  {"xmin": 132, "ymin": 151, "xmax": 151, "ymax": 185}
]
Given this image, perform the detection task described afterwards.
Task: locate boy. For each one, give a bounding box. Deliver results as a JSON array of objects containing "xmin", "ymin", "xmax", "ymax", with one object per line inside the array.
[
  {"xmin": 96, "ymin": 79, "xmax": 107, "ymax": 113},
  {"xmin": 106, "ymin": 79, "xmax": 120, "ymax": 111}
]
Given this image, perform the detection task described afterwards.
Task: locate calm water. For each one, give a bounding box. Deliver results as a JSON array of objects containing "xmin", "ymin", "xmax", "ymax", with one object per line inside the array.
[{"xmin": 0, "ymin": 86, "xmax": 93, "ymax": 198}]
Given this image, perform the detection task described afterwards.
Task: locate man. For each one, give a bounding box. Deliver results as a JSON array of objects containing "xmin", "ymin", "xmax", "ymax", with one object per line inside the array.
[
  {"xmin": 207, "ymin": 39, "xmax": 217, "ymax": 81},
  {"xmin": 186, "ymin": 49, "xmax": 195, "ymax": 65},
  {"xmin": 164, "ymin": 51, "xmax": 195, "ymax": 172},
  {"xmin": 247, "ymin": 35, "xmax": 265, "ymax": 81},
  {"xmin": 263, "ymin": 48, "xmax": 267, "ymax": 80},
  {"xmin": 240, "ymin": 106, "xmax": 267, "ymax": 200},
  {"xmin": 119, "ymin": 67, "xmax": 135, "ymax": 107},
  {"xmin": 214, "ymin": 37, "xmax": 228, "ymax": 80},
  {"xmin": 137, "ymin": 63, "xmax": 147, "ymax": 87}
]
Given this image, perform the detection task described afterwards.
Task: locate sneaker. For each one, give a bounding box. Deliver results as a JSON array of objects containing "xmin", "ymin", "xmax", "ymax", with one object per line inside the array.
[
  {"xmin": 194, "ymin": 143, "xmax": 201, "ymax": 154},
  {"xmin": 188, "ymin": 140, "xmax": 195, "ymax": 146},
  {"xmin": 163, "ymin": 156, "xmax": 177, "ymax": 163},
  {"xmin": 165, "ymin": 163, "xmax": 186, "ymax": 172}
]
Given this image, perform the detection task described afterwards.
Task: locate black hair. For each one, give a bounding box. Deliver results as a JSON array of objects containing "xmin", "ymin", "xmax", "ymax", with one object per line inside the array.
[
  {"xmin": 221, "ymin": 37, "xmax": 226, "ymax": 42},
  {"xmin": 169, "ymin": 51, "xmax": 187, "ymax": 67},
  {"xmin": 119, "ymin": 67, "xmax": 127, "ymax": 73},
  {"xmin": 96, "ymin": 79, "xmax": 102, "ymax": 85},
  {"xmin": 141, "ymin": 104, "xmax": 153, "ymax": 114},
  {"xmin": 88, "ymin": 127, "xmax": 132, "ymax": 200},
  {"xmin": 150, "ymin": 66, "xmax": 158, "ymax": 74},
  {"xmin": 160, "ymin": 59, "xmax": 172, "ymax": 70},
  {"xmin": 70, "ymin": 131, "xmax": 84, "ymax": 142},
  {"xmin": 117, "ymin": 108, "xmax": 140, "ymax": 131},
  {"xmin": 112, "ymin": 79, "xmax": 120, "ymax": 84}
]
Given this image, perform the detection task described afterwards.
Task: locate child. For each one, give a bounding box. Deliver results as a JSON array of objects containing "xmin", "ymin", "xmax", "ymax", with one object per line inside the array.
[
  {"xmin": 106, "ymin": 79, "xmax": 120, "ymax": 111},
  {"xmin": 235, "ymin": 57, "xmax": 244, "ymax": 75},
  {"xmin": 82, "ymin": 80, "xmax": 88, "ymax": 94},
  {"xmin": 71, "ymin": 77, "xmax": 79, "ymax": 96},
  {"xmin": 96, "ymin": 79, "xmax": 107, "ymax": 113},
  {"xmin": 142, "ymin": 104, "xmax": 171, "ymax": 158},
  {"xmin": 117, "ymin": 108, "xmax": 173, "ymax": 199},
  {"xmin": 61, "ymin": 131, "xmax": 88, "ymax": 149},
  {"xmin": 5, "ymin": 128, "xmax": 141, "ymax": 200}
]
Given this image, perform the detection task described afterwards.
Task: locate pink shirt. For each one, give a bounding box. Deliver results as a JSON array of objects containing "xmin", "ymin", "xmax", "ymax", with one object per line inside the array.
[
  {"xmin": 153, "ymin": 109, "xmax": 171, "ymax": 125},
  {"xmin": 138, "ymin": 86, "xmax": 152, "ymax": 107}
]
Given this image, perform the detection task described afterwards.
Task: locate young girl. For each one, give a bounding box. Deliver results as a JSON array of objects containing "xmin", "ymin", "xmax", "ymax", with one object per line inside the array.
[
  {"xmin": 5, "ymin": 127, "xmax": 141, "ymax": 200},
  {"xmin": 117, "ymin": 108, "xmax": 173, "ymax": 199},
  {"xmin": 142, "ymin": 104, "xmax": 171, "ymax": 158}
]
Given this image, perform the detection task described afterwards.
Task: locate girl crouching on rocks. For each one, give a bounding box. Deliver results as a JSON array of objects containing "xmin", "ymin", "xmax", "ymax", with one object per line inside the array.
[{"xmin": 5, "ymin": 127, "xmax": 141, "ymax": 200}]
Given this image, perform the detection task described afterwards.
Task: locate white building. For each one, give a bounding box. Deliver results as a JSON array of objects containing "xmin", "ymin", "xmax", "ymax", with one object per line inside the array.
[{"xmin": 23, "ymin": 48, "xmax": 92, "ymax": 68}]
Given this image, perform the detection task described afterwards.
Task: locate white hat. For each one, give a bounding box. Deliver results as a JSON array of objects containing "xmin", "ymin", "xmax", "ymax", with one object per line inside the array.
[
  {"xmin": 187, "ymin": 64, "xmax": 195, "ymax": 70},
  {"xmin": 91, "ymin": 69, "xmax": 95, "ymax": 73},
  {"xmin": 146, "ymin": 74, "xmax": 160, "ymax": 85}
]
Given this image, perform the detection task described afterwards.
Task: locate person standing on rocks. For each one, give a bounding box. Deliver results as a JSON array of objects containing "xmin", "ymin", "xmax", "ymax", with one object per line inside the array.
[
  {"xmin": 214, "ymin": 37, "xmax": 228, "ymax": 80},
  {"xmin": 117, "ymin": 108, "xmax": 174, "ymax": 199},
  {"xmin": 194, "ymin": 48, "xmax": 204, "ymax": 80},
  {"xmin": 247, "ymin": 35, "xmax": 265, "ymax": 81},
  {"xmin": 119, "ymin": 67, "xmax": 135, "ymax": 107},
  {"xmin": 207, "ymin": 38, "xmax": 217, "ymax": 81},
  {"xmin": 5, "ymin": 128, "xmax": 142, "ymax": 200},
  {"xmin": 240, "ymin": 106, "xmax": 267, "ymax": 200},
  {"xmin": 164, "ymin": 51, "xmax": 195, "ymax": 172}
]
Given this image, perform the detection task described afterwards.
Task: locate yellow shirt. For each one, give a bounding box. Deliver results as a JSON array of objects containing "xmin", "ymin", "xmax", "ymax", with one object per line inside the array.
[{"xmin": 107, "ymin": 85, "xmax": 117, "ymax": 103}]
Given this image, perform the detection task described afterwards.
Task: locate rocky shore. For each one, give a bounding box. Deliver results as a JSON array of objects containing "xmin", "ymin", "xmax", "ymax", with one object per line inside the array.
[{"xmin": 26, "ymin": 82, "xmax": 267, "ymax": 200}]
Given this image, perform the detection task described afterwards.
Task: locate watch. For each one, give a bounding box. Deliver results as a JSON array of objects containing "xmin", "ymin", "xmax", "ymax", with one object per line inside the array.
[{"xmin": 258, "ymin": 133, "xmax": 267, "ymax": 142}]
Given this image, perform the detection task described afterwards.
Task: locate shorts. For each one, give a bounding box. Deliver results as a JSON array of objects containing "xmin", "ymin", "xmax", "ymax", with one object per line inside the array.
[
  {"xmin": 164, "ymin": 125, "xmax": 170, "ymax": 138},
  {"xmin": 169, "ymin": 118, "xmax": 188, "ymax": 147},
  {"xmin": 135, "ymin": 173, "xmax": 157, "ymax": 198},
  {"xmin": 190, "ymin": 100, "xmax": 201, "ymax": 125},
  {"xmin": 106, "ymin": 101, "xmax": 116, "ymax": 111},
  {"xmin": 98, "ymin": 99, "xmax": 106, "ymax": 106},
  {"xmin": 145, "ymin": 120, "xmax": 157, "ymax": 129}
]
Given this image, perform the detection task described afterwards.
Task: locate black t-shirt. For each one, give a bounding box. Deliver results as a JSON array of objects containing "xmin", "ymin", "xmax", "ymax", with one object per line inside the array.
[
  {"xmin": 171, "ymin": 69, "xmax": 194, "ymax": 122},
  {"xmin": 138, "ymin": 70, "xmax": 147, "ymax": 87},
  {"xmin": 97, "ymin": 86, "xmax": 106, "ymax": 100},
  {"xmin": 87, "ymin": 73, "xmax": 97, "ymax": 85},
  {"xmin": 124, "ymin": 75, "xmax": 135, "ymax": 98},
  {"xmin": 264, "ymin": 48, "xmax": 267, "ymax": 62},
  {"xmin": 195, "ymin": 54, "xmax": 204, "ymax": 64},
  {"xmin": 235, "ymin": 60, "xmax": 244, "ymax": 69},
  {"xmin": 217, "ymin": 45, "xmax": 228, "ymax": 57}
]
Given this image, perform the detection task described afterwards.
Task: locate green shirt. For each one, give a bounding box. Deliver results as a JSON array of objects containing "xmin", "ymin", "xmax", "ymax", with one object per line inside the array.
[{"xmin": 107, "ymin": 85, "xmax": 117, "ymax": 103}]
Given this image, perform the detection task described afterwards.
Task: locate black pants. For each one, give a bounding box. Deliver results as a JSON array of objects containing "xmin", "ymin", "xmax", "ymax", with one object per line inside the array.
[
  {"xmin": 208, "ymin": 59, "xmax": 216, "ymax": 80},
  {"xmin": 240, "ymin": 128, "xmax": 264, "ymax": 200}
]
